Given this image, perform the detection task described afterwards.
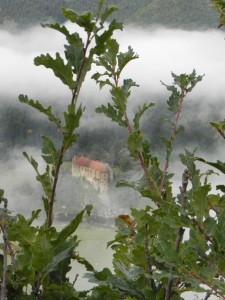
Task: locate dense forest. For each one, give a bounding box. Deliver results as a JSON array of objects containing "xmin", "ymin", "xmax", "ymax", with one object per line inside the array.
[{"xmin": 0, "ymin": 0, "xmax": 220, "ymax": 30}]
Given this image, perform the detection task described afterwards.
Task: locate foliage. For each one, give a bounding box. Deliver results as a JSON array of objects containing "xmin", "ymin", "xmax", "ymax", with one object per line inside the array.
[
  {"xmin": 85, "ymin": 17, "xmax": 225, "ymax": 300},
  {"xmin": 0, "ymin": 1, "xmax": 225, "ymax": 300},
  {"xmin": 0, "ymin": 1, "xmax": 122, "ymax": 299},
  {"xmin": 212, "ymin": 0, "xmax": 225, "ymax": 28}
]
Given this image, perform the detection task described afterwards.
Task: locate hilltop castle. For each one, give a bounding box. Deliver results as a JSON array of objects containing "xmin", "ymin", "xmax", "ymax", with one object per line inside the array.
[{"xmin": 72, "ymin": 156, "xmax": 113, "ymax": 194}]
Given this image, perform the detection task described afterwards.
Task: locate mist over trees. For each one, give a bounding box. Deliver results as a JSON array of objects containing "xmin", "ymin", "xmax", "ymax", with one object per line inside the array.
[{"xmin": 0, "ymin": 96, "xmax": 220, "ymax": 165}]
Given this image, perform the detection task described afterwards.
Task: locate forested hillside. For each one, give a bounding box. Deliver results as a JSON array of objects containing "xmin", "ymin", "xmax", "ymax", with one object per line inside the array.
[
  {"xmin": 0, "ymin": 98, "xmax": 220, "ymax": 166},
  {"xmin": 0, "ymin": 0, "xmax": 219, "ymax": 29}
]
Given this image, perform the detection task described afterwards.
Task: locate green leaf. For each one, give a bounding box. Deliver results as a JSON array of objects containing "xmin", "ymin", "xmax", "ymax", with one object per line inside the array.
[
  {"xmin": 216, "ymin": 185, "xmax": 225, "ymax": 193},
  {"xmin": 180, "ymin": 149, "xmax": 199, "ymax": 175},
  {"xmin": 43, "ymin": 246, "xmax": 74, "ymax": 278},
  {"xmin": 42, "ymin": 23, "xmax": 84, "ymax": 75},
  {"xmin": 133, "ymin": 103, "xmax": 154, "ymax": 131},
  {"xmin": 23, "ymin": 152, "xmax": 53, "ymax": 198},
  {"xmin": 41, "ymin": 136, "xmax": 59, "ymax": 166},
  {"xmin": 42, "ymin": 22, "xmax": 71, "ymax": 40},
  {"xmin": 161, "ymin": 81, "xmax": 180, "ymax": 114},
  {"xmin": 131, "ymin": 245, "xmax": 147, "ymax": 268},
  {"xmin": 214, "ymin": 209, "xmax": 225, "ymax": 251},
  {"xmin": 93, "ymin": 20, "xmax": 123, "ymax": 56},
  {"xmin": 27, "ymin": 209, "xmax": 42, "ymax": 226},
  {"xmin": 110, "ymin": 79, "xmax": 138, "ymax": 114},
  {"xmin": 18, "ymin": 95, "xmax": 61, "ymax": 129},
  {"xmin": 210, "ymin": 120, "xmax": 225, "ymax": 138},
  {"xmin": 34, "ymin": 52, "xmax": 75, "ymax": 90},
  {"xmin": 8, "ymin": 214, "xmax": 37, "ymax": 246},
  {"xmin": 64, "ymin": 43, "xmax": 83, "ymax": 75},
  {"xmin": 118, "ymin": 46, "xmax": 138, "ymax": 75},
  {"xmin": 94, "ymin": 39, "xmax": 119, "ymax": 72},
  {"xmin": 63, "ymin": 104, "xmax": 84, "ymax": 150},
  {"xmin": 42, "ymin": 22, "xmax": 84, "ymax": 47},
  {"xmin": 195, "ymin": 157, "xmax": 225, "ymax": 174},
  {"xmin": 96, "ymin": 103, "xmax": 127, "ymax": 127},
  {"xmin": 101, "ymin": 6, "xmax": 118, "ymax": 23},
  {"xmin": 105, "ymin": 38, "xmax": 119, "ymax": 67},
  {"xmin": 160, "ymin": 136, "xmax": 172, "ymax": 158},
  {"xmin": 57, "ymin": 205, "xmax": 93, "ymax": 244},
  {"xmin": 108, "ymin": 276, "xmax": 143, "ymax": 298},
  {"xmin": 127, "ymin": 131, "xmax": 143, "ymax": 157},
  {"xmin": 192, "ymin": 185, "xmax": 211, "ymax": 223},
  {"xmin": 94, "ymin": 268, "xmax": 112, "ymax": 281},
  {"xmin": 62, "ymin": 9, "xmax": 95, "ymax": 32},
  {"xmin": 31, "ymin": 236, "xmax": 54, "ymax": 271},
  {"xmin": 171, "ymin": 69, "xmax": 204, "ymax": 92},
  {"xmin": 75, "ymin": 255, "xmax": 94, "ymax": 272}
]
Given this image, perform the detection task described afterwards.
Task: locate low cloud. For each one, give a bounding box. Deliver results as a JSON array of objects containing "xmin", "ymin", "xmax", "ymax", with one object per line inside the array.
[
  {"xmin": 0, "ymin": 23, "xmax": 225, "ymax": 214},
  {"xmin": 0, "ymin": 24, "xmax": 225, "ymax": 108}
]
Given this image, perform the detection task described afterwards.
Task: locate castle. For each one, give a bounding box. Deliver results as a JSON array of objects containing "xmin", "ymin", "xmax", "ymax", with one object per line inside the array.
[{"xmin": 72, "ymin": 156, "xmax": 113, "ymax": 194}]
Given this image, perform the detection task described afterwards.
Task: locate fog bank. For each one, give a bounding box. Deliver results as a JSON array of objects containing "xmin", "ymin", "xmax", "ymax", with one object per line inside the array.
[{"xmin": 0, "ymin": 24, "xmax": 225, "ymax": 109}]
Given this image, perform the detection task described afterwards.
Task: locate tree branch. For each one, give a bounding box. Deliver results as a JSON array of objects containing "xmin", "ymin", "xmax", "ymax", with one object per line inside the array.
[
  {"xmin": 47, "ymin": 31, "xmax": 94, "ymax": 228},
  {"xmin": 1, "ymin": 198, "xmax": 8, "ymax": 300},
  {"xmin": 189, "ymin": 271, "xmax": 225, "ymax": 300},
  {"xmin": 165, "ymin": 169, "xmax": 189, "ymax": 300},
  {"xmin": 160, "ymin": 90, "xmax": 187, "ymax": 195},
  {"xmin": 145, "ymin": 224, "xmax": 157, "ymax": 292}
]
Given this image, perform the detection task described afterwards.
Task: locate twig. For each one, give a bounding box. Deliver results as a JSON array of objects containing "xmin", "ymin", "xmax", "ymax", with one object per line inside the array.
[
  {"xmin": 1, "ymin": 198, "xmax": 8, "ymax": 300},
  {"xmin": 189, "ymin": 271, "xmax": 225, "ymax": 300},
  {"xmin": 145, "ymin": 224, "xmax": 157, "ymax": 292},
  {"xmin": 203, "ymin": 291, "xmax": 212, "ymax": 300},
  {"xmin": 113, "ymin": 71, "xmax": 157, "ymax": 195},
  {"xmin": 191, "ymin": 218, "xmax": 214, "ymax": 244},
  {"xmin": 164, "ymin": 169, "xmax": 189, "ymax": 300},
  {"xmin": 72, "ymin": 274, "xmax": 79, "ymax": 286},
  {"xmin": 72, "ymin": 32, "xmax": 92, "ymax": 106},
  {"xmin": 47, "ymin": 146, "xmax": 64, "ymax": 228},
  {"xmin": 160, "ymin": 90, "xmax": 187, "ymax": 195},
  {"xmin": 47, "ymin": 31, "xmax": 94, "ymax": 228}
]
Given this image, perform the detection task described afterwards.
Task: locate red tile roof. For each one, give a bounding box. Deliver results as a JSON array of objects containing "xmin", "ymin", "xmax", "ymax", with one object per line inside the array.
[{"xmin": 74, "ymin": 156, "xmax": 107, "ymax": 172}]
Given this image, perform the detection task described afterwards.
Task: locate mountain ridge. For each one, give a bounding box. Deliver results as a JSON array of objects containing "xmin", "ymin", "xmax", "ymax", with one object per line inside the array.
[{"xmin": 0, "ymin": 0, "xmax": 220, "ymax": 30}]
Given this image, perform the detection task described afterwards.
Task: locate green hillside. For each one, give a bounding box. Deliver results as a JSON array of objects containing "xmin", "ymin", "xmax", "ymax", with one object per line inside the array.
[
  {"xmin": 0, "ymin": 0, "xmax": 219, "ymax": 29},
  {"xmin": 131, "ymin": 0, "xmax": 218, "ymax": 29}
]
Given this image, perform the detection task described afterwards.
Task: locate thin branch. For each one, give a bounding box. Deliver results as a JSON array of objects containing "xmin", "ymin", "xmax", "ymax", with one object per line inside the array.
[
  {"xmin": 189, "ymin": 271, "xmax": 225, "ymax": 300},
  {"xmin": 165, "ymin": 169, "xmax": 189, "ymax": 300},
  {"xmin": 1, "ymin": 198, "xmax": 8, "ymax": 300},
  {"xmin": 112, "ymin": 70, "xmax": 157, "ymax": 195},
  {"xmin": 159, "ymin": 90, "xmax": 187, "ymax": 195},
  {"xmin": 47, "ymin": 31, "xmax": 94, "ymax": 228},
  {"xmin": 72, "ymin": 274, "xmax": 79, "ymax": 286},
  {"xmin": 145, "ymin": 224, "xmax": 157, "ymax": 292},
  {"xmin": 203, "ymin": 291, "xmax": 212, "ymax": 300},
  {"xmin": 47, "ymin": 146, "xmax": 64, "ymax": 228},
  {"xmin": 137, "ymin": 151, "xmax": 157, "ymax": 193},
  {"xmin": 71, "ymin": 32, "xmax": 92, "ymax": 106},
  {"xmin": 191, "ymin": 218, "xmax": 214, "ymax": 245}
]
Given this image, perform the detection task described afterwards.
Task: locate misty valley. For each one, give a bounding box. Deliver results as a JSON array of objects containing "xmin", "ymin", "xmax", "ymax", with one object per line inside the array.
[{"xmin": 0, "ymin": 1, "xmax": 225, "ymax": 299}]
